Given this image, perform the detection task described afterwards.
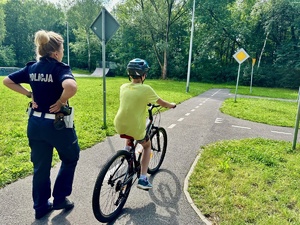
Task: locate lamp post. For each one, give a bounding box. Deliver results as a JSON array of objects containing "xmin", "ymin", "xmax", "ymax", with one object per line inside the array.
[
  {"xmin": 66, "ymin": 21, "xmax": 70, "ymax": 65},
  {"xmin": 186, "ymin": 0, "xmax": 195, "ymax": 93}
]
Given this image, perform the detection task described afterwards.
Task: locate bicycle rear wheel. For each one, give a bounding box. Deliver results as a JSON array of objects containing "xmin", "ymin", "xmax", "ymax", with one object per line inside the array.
[
  {"xmin": 148, "ymin": 127, "xmax": 167, "ymax": 174},
  {"xmin": 92, "ymin": 150, "xmax": 133, "ymax": 223}
]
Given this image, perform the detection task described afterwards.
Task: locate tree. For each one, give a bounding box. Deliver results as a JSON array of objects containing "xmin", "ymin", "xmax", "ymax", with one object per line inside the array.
[
  {"xmin": 250, "ymin": 0, "xmax": 300, "ymax": 88},
  {"xmin": 0, "ymin": 1, "xmax": 15, "ymax": 66},
  {"xmin": 115, "ymin": 0, "xmax": 189, "ymax": 79},
  {"xmin": 3, "ymin": 0, "xmax": 65, "ymax": 66},
  {"xmin": 67, "ymin": 0, "xmax": 103, "ymax": 71},
  {"xmin": 193, "ymin": 0, "xmax": 240, "ymax": 82}
]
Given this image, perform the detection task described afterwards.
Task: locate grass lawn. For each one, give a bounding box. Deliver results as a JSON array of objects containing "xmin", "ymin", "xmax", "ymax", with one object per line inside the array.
[
  {"xmin": 0, "ymin": 76, "xmax": 224, "ymax": 187},
  {"xmin": 1, "ymin": 74, "xmax": 300, "ymax": 224},
  {"xmin": 189, "ymin": 87, "xmax": 300, "ymax": 224},
  {"xmin": 189, "ymin": 138, "xmax": 300, "ymax": 225}
]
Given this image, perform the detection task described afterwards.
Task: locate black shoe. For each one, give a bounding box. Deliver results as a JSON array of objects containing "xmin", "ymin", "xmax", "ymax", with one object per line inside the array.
[
  {"xmin": 53, "ymin": 198, "xmax": 74, "ymax": 210},
  {"xmin": 35, "ymin": 203, "xmax": 53, "ymax": 219}
]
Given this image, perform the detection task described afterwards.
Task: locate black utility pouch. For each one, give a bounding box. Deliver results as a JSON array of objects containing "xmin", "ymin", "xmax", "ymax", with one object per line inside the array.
[
  {"xmin": 54, "ymin": 113, "xmax": 65, "ymax": 130},
  {"xmin": 53, "ymin": 105, "xmax": 71, "ymax": 130}
]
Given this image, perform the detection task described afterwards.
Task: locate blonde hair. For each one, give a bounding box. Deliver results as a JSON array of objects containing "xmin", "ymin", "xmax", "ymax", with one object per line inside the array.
[{"xmin": 34, "ymin": 30, "xmax": 64, "ymax": 60}]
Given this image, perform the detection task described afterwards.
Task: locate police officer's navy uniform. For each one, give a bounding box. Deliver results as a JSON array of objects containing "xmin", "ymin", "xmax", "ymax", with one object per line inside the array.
[{"xmin": 8, "ymin": 56, "xmax": 80, "ymax": 215}]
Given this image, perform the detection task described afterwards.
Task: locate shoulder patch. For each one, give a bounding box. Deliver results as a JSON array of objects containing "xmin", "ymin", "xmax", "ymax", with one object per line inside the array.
[
  {"xmin": 26, "ymin": 61, "xmax": 36, "ymax": 66},
  {"xmin": 58, "ymin": 61, "xmax": 70, "ymax": 68}
]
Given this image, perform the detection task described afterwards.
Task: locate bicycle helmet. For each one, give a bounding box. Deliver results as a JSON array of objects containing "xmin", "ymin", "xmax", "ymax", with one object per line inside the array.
[{"xmin": 127, "ymin": 58, "xmax": 150, "ymax": 78}]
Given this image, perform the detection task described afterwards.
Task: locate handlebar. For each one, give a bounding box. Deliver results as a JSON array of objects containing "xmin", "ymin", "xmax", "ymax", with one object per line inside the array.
[
  {"xmin": 147, "ymin": 103, "xmax": 176, "ymax": 109},
  {"xmin": 147, "ymin": 103, "xmax": 160, "ymax": 108},
  {"xmin": 147, "ymin": 103, "xmax": 176, "ymax": 121},
  {"xmin": 147, "ymin": 103, "xmax": 161, "ymax": 121}
]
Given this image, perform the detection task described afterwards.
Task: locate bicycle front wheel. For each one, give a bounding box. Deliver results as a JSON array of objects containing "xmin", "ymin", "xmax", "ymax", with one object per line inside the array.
[
  {"xmin": 92, "ymin": 150, "xmax": 133, "ymax": 223},
  {"xmin": 148, "ymin": 127, "xmax": 167, "ymax": 174}
]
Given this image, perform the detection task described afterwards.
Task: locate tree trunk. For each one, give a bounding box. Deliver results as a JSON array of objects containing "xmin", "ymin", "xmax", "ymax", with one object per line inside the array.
[{"xmin": 257, "ymin": 32, "xmax": 269, "ymax": 69}]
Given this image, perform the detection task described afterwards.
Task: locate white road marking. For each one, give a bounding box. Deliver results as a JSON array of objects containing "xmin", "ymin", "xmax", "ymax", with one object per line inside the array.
[
  {"xmin": 211, "ymin": 89, "xmax": 221, "ymax": 96},
  {"xmin": 271, "ymin": 131, "xmax": 292, "ymax": 135},
  {"xmin": 185, "ymin": 113, "xmax": 190, "ymax": 116},
  {"xmin": 232, "ymin": 125, "xmax": 251, "ymax": 130},
  {"xmin": 191, "ymin": 109, "xmax": 195, "ymax": 112},
  {"xmin": 168, "ymin": 124, "xmax": 176, "ymax": 129},
  {"xmin": 195, "ymin": 106, "xmax": 199, "ymax": 108},
  {"xmin": 199, "ymin": 103, "xmax": 203, "ymax": 106},
  {"xmin": 215, "ymin": 118, "xmax": 223, "ymax": 123},
  {"xmin": 178, "ymin": 118, "xmax": 184, "ymax": 122}
]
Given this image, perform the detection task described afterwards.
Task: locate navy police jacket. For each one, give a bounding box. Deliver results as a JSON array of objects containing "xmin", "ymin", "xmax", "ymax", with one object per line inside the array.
[{"xmin": 8, "ymin": 56, "xmax": 75, "ymax": 113}]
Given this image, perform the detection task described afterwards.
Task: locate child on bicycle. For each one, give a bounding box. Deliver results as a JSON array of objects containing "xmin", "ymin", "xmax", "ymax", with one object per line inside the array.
[{"xmin": 114, "ymin": 58, "xmax": 176, "ymax": 190}]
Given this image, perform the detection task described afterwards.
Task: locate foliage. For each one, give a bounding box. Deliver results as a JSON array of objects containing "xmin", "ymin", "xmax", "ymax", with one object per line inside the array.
[
  {"xmin": 0, "ymin": 3, "xmax": 5, "ymax": 43},
  {"xmin": 0, "ymin": 0, "xmax": 299, "ymax": 87},
  {"xmin": 3, "ymin": 0, "xmax": 65, "ymax": 66},
  {"xmin": 67, "ymin": 0, "xmax": 103, "ymax": 71},
  {"xmin": 251, "ymin": 0, "xmax": 300, "ymax": 88}
]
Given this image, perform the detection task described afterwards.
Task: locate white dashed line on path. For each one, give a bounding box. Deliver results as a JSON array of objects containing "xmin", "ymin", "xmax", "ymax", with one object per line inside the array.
[
  {"xmin": 191, "ymin": 109, "xmax": 195, "ymax": 112},
  {"xmin": 271, "ymin": 130, "xmax": 292, "ymax": 135},
  {"xmin": 232, "ymin": 125, "xmax": 251, "ymax": 130},
  {"xmin": 168, "ymin": 124, "xmax": 177, "ymax": 129},
  {"xmin": 215, "ymin": 118, "xmax": 224, "ymax": 124},
  {"xmin": 185, "ymin": 113, "xmax": 190, "ymax": 116},
  {"xmin": 211, "ymin": 89, "xmax": 221, "ymax": 96},
  {"xmin": 178, "ymin": 118, "xmax": 184, "ymax": 122}
]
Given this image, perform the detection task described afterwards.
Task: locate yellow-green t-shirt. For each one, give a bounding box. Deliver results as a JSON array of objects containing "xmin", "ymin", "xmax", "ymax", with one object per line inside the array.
[{"xmin": 114, "ymin": 83, "xmax": 160, "ymax": 140}]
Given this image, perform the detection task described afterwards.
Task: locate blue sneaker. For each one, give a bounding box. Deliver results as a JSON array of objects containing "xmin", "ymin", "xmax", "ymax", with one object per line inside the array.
[{"xmin": 137, "ymin": 177, "xmax": 152, "ymax": 190}]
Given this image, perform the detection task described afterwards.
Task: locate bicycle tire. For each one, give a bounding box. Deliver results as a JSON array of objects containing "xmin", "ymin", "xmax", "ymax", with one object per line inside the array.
[
  {"xmin": 92, "ymin": 150, "xmax": 133, "ymax": 223},
  {"xmin": 148, "ymin": 127, "xmax": 167, "ymax": 174}
]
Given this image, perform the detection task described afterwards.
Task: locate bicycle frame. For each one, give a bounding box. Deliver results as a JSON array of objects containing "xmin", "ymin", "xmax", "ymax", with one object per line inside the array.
[{"xmin": 119, "ymin": 104, "xmax": 161, "ymax": 186}]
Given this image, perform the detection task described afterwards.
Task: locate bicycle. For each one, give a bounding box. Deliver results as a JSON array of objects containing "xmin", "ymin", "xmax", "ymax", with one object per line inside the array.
[{"xmin": 92, "ymin": 103, "xmax": 168, "ymax": 223}]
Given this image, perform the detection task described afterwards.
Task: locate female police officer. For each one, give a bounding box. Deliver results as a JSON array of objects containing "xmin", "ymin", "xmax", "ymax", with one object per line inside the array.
[{"xmin": 3, "ymin": 30, "xmax": 80, "ymax": 219}]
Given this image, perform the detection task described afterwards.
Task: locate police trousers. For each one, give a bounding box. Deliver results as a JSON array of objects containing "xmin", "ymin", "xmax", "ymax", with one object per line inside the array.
[{"xmin": 27, "ymin": 115, "xmax": 80, "ymax": 212}]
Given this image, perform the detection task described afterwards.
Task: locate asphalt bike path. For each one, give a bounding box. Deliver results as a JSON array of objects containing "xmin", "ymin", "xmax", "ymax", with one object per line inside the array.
[{"xmin": 0, "ymin": 89, "xmax": 298, "ymax": 225}]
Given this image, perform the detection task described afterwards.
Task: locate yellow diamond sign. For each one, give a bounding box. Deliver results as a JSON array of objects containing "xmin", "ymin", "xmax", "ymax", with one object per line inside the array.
[{"xmin": 233, "ymin": 48, "xmax": 249, "ymax": 64}]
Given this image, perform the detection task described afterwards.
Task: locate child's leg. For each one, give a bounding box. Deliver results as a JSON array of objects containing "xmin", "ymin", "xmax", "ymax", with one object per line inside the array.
[{"xmin": 140, "ymin": 139, "xmax": 151, "ymax": 176}]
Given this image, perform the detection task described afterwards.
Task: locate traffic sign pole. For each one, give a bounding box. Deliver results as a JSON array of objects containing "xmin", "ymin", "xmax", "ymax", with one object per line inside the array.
[
  {"xmin": 250, "ymin": 58, "xmax": 256, "ymax": 94},
  {"xmin": 292, "ymin": 87, "xmax": 300, "ymax": 150},
  {"xmin": 234, "ymin": 64, "xmax": 241, "ymax": 103},
  {"xmin": 233, "ymin": 48, "xmax": 250, "ymax": 102},
  {"xmin": 90, "ymin": 7, "xmax": 120, "ymax": 129},
  {"xmin": 102, "ymin": 8, "xmax": 107, "ymax": 128}
]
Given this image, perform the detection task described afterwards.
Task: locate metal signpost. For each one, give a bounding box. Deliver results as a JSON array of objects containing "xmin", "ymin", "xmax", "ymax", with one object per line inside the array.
[
  {"xmin": 186, "ymin": 0, "xmax": 195, "ymax": 93},
  {"xmin": 250, "ymin": 58, "xmax": 256, "ymax": 93},
  {"xmin": 292, "ymin": 87, "xmax": 300, "ymax": 150},
  {"xmin": 90, "ymin": 7, "xmax": 120, "ymax": 128},
  {"xmin": 66, "ymin": 21, "xmax": 70, "ymax": 65},
  {"xmin": 233, "ymin": 48, "xmax": 249, "ymax": 102}
]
